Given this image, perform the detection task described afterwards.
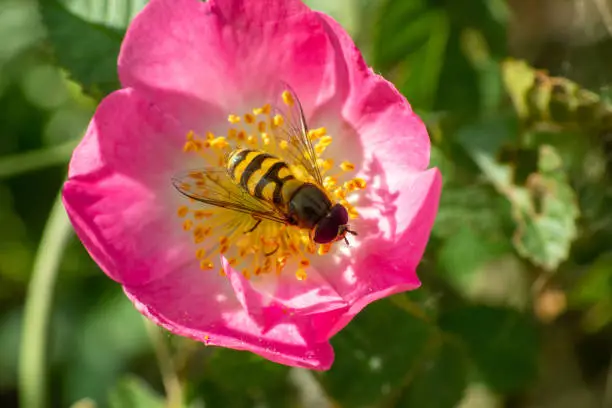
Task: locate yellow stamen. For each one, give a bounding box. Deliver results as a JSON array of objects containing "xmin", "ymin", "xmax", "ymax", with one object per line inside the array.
[
  {"xmin": 318, "ymin": 243, "xmax": 332, "ymax": 255},
  {"xmin": 353, "ymin": 178, "xmax": 367, "ymax": 189},
  {"xmin": 177, "ymin": 206, "xmax": 189, "ymax": 218},
  {"xmin": 178, "ymin": 92, "xmax": 368, "ymax": 281},
  {"xmin": 273, "ymin": 114, "xmax": 284, "ymax": 127},
  {"xmin": 308, "ymin": 127, "xmax": 327, "ymax": 140},
  {"xmin": 200, "ymin": 259, "xmax": 214, "ymax": 270},
  {"xmin": 282, "ymin": 90, "xmax": 294, "ymax": 106},
  {"xmin": 340, "ymin": 161, "xmax": 355, "ymax": 172},
  {"xmin": 194, "ymin": 210, "xmax": 213, "ymax": 220}
]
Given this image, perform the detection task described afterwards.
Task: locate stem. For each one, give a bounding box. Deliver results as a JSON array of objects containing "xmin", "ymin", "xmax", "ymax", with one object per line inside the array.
[
  {"xmin": 19, "ymin": 193, "xmax": 73, "ymax": 408},
  {"xmin": 0, "ymin": 140, "xmax": 77, "ymax": 179},
  {"xmin": 143, "ymin": 319, "xmax": 184, "ymax": 408}
]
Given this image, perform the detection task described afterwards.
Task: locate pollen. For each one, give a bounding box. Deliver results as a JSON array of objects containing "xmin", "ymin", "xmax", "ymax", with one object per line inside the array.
[
  {"xmin": 295, "ymin": 269, "xmax": 307, "ymax": 281},
  {"xmin": 282, "ymin": 90, "xmax": 294, "ymax": 106},
  {"xmin": 244, "ymin": 113, "xmax": 255, "ymax": 124},
  {"xmin": 182, "ymin": 219, "xmax": 193, "ymax": 231},
  {"xmin": 318, "ymin": 243, "xmax": 332, "ymax": 255},
  {"xmin": 273, "ymin": 114, "xmax": 284, "ymax": 127},
  {"xmin": 194, "ymin": 210, "xmax": 213, "ymax": 220},
  {"xmin": 308, "ymin": 127, "xmax": 327, "ymax": 140},
  {"xmin": 340, "ymin": 161, "xmax": 355, "ymax": 172},
  {"xmin": 177, "ymin": 88, "xmax": 368, "ymax": 281},
  {"xmin": 177, "ymin": 206, "xmax": 189, "ymax": 218}
]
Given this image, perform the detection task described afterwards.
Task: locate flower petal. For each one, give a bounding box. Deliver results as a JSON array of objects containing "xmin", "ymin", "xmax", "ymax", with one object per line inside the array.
[
  {"xmin": 327, "ymin": 168, "xmax": 442, "ymax": 337},
  {"xmin": 63, "ymin": 88, "xmax": 200, "ymax": 285},
  {"xmin": 223, "ymin": 257, "xmax": 349, "ymax": 340},
  {"xmin": 118, "ymin": 0, "xmax": 339, "ymax": 124},
  {"xmin": 124, "ymin": 265, "xmax": 335, "ymax": 369},
  {"xmin": 312, "ymin": 12, "xmax": 431, "ymax": 174}
]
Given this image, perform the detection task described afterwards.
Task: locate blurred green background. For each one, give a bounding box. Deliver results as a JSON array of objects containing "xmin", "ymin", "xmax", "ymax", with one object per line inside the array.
[{"xmin": 2, "ymin": 0, "xmax": 612, "ymax": 407}]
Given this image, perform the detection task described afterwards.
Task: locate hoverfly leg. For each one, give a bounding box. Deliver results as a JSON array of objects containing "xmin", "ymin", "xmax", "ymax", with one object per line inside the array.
[
  {"xmin": 264, "ymin": 243, "xmax": 280, "ymax": 257},
  {"xmin": 245, "ymin": 218, "xmax": 262, "ymax": 233}
]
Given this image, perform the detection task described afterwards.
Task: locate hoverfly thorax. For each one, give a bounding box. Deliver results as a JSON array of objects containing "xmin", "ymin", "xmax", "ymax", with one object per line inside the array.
[{"xmin": 173, "ymin": 84, "xmax": 367, "ymax": 280}]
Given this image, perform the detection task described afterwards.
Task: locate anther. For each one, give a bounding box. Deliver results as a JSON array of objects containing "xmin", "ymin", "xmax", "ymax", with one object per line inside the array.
[
  {"xmin": 340, "ymin": 161, "xmax": 355, "ymax": 172},
  {"xmin": 194, "ymin": 210, "xmax": 213, "ymax": 220},
  {"xmin": 182, "ymin": 220, "xmax": 193, "ymax": 231},
  {"xmin": 273, "ymin": 114, "xmax": 284, "ymax": 127},
  {"xmin": 353, "ymin": 178, "xmax": 367, "ymax": 189},
  {"xmin": 308, "ymin": 127, "xmax": 327, "ymax": 140},
  {"xmin": 228, "ymin": 114, "xmax": 241, "ymax": 124},
  {"xmin": 282, "ymin": 90, "xmax": 294, "ymax": 106},
  {"xmin": 200, "ymin": 259, "xmax": 214, "ymax": 270},
  {"xmin": 244, "ymin": 113, "xmax": 255, "ymax": 124},
  {"xmin": 177, "ymin": 206, "xmax": 189, "ymax": 218}
]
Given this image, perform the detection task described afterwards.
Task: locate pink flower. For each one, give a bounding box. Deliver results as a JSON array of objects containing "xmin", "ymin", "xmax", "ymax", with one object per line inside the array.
[{"xmin": 62, "ymin": 0, "xmax": 442, "ymax": 370}]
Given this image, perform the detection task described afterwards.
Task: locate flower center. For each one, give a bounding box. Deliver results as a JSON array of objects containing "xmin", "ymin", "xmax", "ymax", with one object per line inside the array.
[{"xmin": 176, "ymin": 91, "xmax": 366, "ymax": 280}]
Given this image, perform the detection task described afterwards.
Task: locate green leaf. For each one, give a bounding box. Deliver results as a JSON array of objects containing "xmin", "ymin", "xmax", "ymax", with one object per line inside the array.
[
  {"xmin": 40, "ymin": 0, "xmax": 147, "ymax": 97},
  {"xmin": 570, "ymin": 252, "xmax": 612, "ymax": 306},
  {"xmin": 373, "ymin": 0, "xmax": 449, "ymax": 110},
  {"xmin": 433, "ymin": 185, "xmax": 510, "ymax": 240},
  {"xmin": 394, "ymin": 338, "xmax": 468, "ymax": 408},
  {"xmin": 511, "ymin": 146, "xmax": 579, "ymax": 270},
  {"xmin": 438, "ymin": 225, "xmax": 510, "ymax": 293},
  {"xmin": 439, "ymin": 305, "xmax": 538, "ymax": 393},
  {"xmin": 108, "ymin": 376, "xmax": 165, "ymax": 408},
  {"xmin": 320, "ymin": 299, "xmax": 467, "ymax": 408},
  {"xmin": 457, "ymin": 118, "xmax": 579, "ymax": 270}
]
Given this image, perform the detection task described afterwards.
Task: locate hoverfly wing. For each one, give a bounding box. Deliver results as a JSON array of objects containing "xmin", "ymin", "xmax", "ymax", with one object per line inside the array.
[
  {"xmin": 271, "ymin": 82, "xmax": 325, "ymax": 186},
  {"xmin": 172, "ymin": 168, "xmax": 288, "ymax": 224}
]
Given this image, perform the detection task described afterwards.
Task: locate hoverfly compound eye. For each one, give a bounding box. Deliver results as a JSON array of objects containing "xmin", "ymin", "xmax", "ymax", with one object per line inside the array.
[
  {"xmin": 332, "ymin": 204, "xmax": 349, "ymax": 225},
  {"xmin": 313, "ymin": 204, "xmax": 349, "ymax": 244}
]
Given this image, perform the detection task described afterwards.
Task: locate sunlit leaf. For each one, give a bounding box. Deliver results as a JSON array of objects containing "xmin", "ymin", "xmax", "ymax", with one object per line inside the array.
[
  {"xmin": 511, "ymin": 146, "xmax": 579, "ymax": 270},
  {"xmin": 458, "ymin": 118, "xmax": 579, "ymax": 270}
]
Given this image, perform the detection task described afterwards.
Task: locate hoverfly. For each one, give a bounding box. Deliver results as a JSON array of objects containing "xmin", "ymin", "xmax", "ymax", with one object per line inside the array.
[{"xmin": 172, "ymin": 85, "xmax": 357, "ymax": 247}]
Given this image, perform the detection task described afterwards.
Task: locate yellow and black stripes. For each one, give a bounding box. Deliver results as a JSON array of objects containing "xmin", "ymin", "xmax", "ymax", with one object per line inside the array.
[{"xmin": 227, "ymin": 149, "xmax": 303, "ymax": 208}]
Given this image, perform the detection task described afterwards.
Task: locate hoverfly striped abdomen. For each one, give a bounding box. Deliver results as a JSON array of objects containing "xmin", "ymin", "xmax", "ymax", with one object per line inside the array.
[
  {"xmin": 227, "ymin": 148, "xmax": 301, "ymax": 209},
  {"xmin": 227, "ymin": 148, "xmax": 335, "ymax": 230}
]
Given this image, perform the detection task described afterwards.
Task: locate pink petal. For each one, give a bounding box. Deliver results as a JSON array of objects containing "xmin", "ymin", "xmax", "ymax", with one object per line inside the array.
[
  {"xmin": 328, "ymin": 168, "xmax": 442, "ymax": 336},
  {"xmin": 312, "ymin": 12, "xmax": 431, "ymax": 173},
  {"xmin": 124, "ymin": 265, "xmax": 335, "ymax": 369},
  {"xmin": 63, "ymin": 88, "xmax": 197, "ymax": 286},
  {"xmin": 224, "ymin": 258, "xmax": 349, "ymax": 341},
  {"xmin": 118, "ymin": 0, "xmax": 339, "ymax": 126}
]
